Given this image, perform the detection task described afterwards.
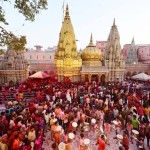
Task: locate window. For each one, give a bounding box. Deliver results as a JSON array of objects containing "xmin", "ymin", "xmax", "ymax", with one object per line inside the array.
[
  {"xmin": 43, "ymin": 55, "xmax": 45, "ymax": 59},
  {"xmin": 37, "ymin": 55, "xmax": 38, "ymax": 59},
  {"xmin": 30, "ymin": 55, "xmax": 32, "ymax": 59},
  {"xmin": 50, "ymin": 55, "xmax": 51, "ymax": 59}
]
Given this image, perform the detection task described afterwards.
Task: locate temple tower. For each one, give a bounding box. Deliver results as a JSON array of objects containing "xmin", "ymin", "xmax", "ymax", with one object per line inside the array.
[
  {"xmin": 126, "ymin": 37, "xmax": 139, "ymax": 65},
  {"xmin": 54, "ymin": 5, "xmax": 82, "ymax": 82},
  {"xmin": 105, "ymin": 19, "xmax": 125, "ymax": 81}
]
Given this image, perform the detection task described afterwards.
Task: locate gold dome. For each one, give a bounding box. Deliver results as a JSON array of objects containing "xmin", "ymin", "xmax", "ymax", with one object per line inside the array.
[{"xmin": 81, "ymin": 34, "xmax": 102, "ymax": 61}]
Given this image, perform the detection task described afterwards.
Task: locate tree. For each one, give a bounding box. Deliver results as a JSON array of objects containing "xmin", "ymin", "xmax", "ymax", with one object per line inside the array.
[
  {"xmin": 0, "ymin": 0, "xmax": 48, "ymax": 50},
  {"xmin": 0, "ymin": 49, "xmax": 5, "ymax": 55}
]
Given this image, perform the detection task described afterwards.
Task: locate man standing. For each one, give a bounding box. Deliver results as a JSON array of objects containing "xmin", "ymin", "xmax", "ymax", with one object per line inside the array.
[
  {"xmin": 131, "ymin": 115, "xmax": 139, "ymax": 130},
  {"xmin": 104, "ymin": 122, "xmax": 111, "ymax": 145}
]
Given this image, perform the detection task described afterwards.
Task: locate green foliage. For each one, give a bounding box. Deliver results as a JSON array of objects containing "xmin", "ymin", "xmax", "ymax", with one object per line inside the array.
[
  {"xmin": 14, "ymin": 0, "xmax": 48, "ymax": 21},
  {"xmin": 0, "ymin": 0, "xmax": 48, "ymax": 49},
  {"xmin": 0, "ymin": 49, "xmax": 5, "ymax": 55},
  {"xmin": 8, "ymin": 35, "xmax": 27, "ymax": 51},
  {"xmin": 0, "ymin": 6, "xmax": 8, "ymax": 25}
]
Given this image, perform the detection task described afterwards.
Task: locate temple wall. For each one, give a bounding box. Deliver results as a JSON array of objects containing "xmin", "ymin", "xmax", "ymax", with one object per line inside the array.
[{"xmin": 0, "ymin": 70, "xmax": 29, "ymax": 84}]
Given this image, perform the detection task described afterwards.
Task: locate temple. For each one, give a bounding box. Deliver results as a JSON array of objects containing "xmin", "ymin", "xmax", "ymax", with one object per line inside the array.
[
  {"xmin": 54, "ymin": 5, "xmax": 82, "ymax": 82},
  {"xmin": 126, "ymin": 38, "xmax": 139, "ymax": 65},
  {"xmin": 105, "ymin": 19, "xmax": 125, "ymax": 81},
  {"xmin": 54, "ymin": 6, "xmax": 125, "ymax": 82}
]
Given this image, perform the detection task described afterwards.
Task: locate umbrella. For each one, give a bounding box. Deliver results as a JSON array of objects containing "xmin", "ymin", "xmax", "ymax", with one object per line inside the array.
[
  {"xmin": 131, "ymin": 72, "xmax": 150, "ymax": 81},
  {"xmin": 29, "ymin": 71, "xmax": 50, "ymax": 79}
]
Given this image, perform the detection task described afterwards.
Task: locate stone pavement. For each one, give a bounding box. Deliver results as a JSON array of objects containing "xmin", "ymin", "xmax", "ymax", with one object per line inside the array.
[{"xmin": 42, "ymin": 129, "xmax": 149, "ymax": 150}]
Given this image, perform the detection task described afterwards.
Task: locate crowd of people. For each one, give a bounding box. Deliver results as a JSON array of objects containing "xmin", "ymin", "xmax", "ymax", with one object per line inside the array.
[{"xmin": 0, "ymin": 78, "xmax": 149, "ymax": 150}]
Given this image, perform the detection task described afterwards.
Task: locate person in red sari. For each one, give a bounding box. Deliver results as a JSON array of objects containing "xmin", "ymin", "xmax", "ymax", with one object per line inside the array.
[
  {"xmin": 68, "ymin": 118, "xmax": 74, "ymax": 133},
  {"xmin": 97, "ymin": 134, "xmax": 106, "ymax": 150},
  {"xmin": 12, "ymin": 134, "xmax": 21, "ymax": 150},
  {"xmin": 122, "ymin": 131, "xmax": 129, "ymax": 150},
  {"xmin": 8, "ymin": 131, "xmax": 18, "ymax": 149}
]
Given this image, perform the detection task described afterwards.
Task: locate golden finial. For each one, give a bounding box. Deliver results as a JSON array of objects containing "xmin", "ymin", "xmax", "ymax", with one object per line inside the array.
[
  {"xmin": 62, "ymin": 0, "xmax": 65, "ymax": 21},
  {"xmin": 65, "ymin": 4, "xmax": 70, "ymax": 19},
  {"xmin": 113, "ymin": 18, "xmax": 115, "ymax": 26},
  {"xmin": 88, "ymin": 33, "xmax": 94, "ymax": 47},
  {"xmin": 90, "ymin": 33, "xmax": 93, "ymax": 44}
]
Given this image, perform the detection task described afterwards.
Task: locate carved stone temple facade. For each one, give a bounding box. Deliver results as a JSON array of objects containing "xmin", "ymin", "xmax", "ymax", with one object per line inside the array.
[
  {"xmin": 0, "ymin": 49, "xmax": 29, "ymax": 84},
  {"xmin": 125, "ymin": 38, "xmax": 139, "ymax": 65},
  {"xmin": 54, "ymin": 5, "xmax": 125, "ymax": 82},
  {"xmin": 105, "ymin": 19, "xmax": 125, "ymax": 81}
]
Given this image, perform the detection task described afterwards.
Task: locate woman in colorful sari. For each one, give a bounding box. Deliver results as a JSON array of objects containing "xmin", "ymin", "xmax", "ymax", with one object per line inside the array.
[
  {"xmin": 54, "ymin": 121, "xmax": 62, "ymax": 144},
  {"xmin": 97, "ymin": 134, "xmax": 106, "ymax": 150},
  {"xmin": 34, "ymin": 134, "xmax": 43, "ymax": 150},
  {"xmin": 122, "ymin": 131, "xmax": 129, "ymax": 150}
]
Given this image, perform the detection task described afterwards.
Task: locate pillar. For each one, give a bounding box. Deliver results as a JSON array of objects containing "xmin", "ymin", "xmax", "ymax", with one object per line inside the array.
[
  {"xmin": 105, "ymin": 73, "xmax": 109, "ymax": 82},
  {"xmin": 81, "ymin": 74, "xmax": 85, "ymax": 82},
  {"xmin": 98, "ymin": 74, "xmax": 102, "ymax": 82},
  {"xmin": 88, "ymin": 74, "xmax": 92, "ymax": 83}
]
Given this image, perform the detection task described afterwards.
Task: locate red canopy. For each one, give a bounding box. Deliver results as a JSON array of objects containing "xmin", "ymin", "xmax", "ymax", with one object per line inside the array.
[{"xmin": 29, "ymin": 71, "xmax": 50, "ymax": 79}]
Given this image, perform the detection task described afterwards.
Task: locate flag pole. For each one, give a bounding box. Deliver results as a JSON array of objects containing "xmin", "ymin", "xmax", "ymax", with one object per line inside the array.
[{"xmin": 62, "ymin": 0, "xmax": 65, "ymax": 21}]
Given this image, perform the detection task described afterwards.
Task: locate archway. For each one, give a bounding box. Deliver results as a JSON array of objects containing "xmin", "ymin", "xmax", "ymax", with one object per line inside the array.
[
  {"xmin": 9, "ymin": 80, "xmax": 14, "ymax": 87},
  {"xmin": 85, "ymin": 75, "xmax": 89, "ymax": 82},
  {"xmin": 132, "ymin": 72, "xmax": 137, "ymax": 76},
  {"xmin": 101, "ymin": 74, "xmax": 105, "ymax": 82},
  {"xmin": 126, "ymin": 71, "xmax": 131, "ymax": 77},
  {"xmin": 91, "ymin": 75, "xmax": 98, "ymax": 82},
  {"xmin": 32, "ymin": 71, "xmax": 36, "ymax": 75},
  {"xmin": 63, "ymin": 76, "xmax": 71, "ymax": 83}
]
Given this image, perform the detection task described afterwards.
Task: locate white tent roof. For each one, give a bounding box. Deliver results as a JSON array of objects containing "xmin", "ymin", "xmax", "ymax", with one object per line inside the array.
[
  {"xmin": 29, "ymin": 71, "xmax": 50, "ymax": 79},
  {"xmin": 131, "ymin": 72, "xmax": 150, "ymax": 81}
]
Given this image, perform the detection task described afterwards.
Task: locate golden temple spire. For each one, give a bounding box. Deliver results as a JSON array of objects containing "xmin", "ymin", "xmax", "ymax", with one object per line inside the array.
[
  {"xmin": 88, "ymin": 33, "xmax": 95, "ymax": 47},
  {"xmin": 64, "ymin": 4, "xmax": 70, "ymax": 20},
  {"xmin": 56, "ymin": 3, "xmax": 80, "ymax": 61},
  {"xmin": 55, "ymin": 4, "xmax": 82, "ymax": 81},
  {"xmin": 58, "ymin": 3, "xmax": 76, "ymax": 49}
]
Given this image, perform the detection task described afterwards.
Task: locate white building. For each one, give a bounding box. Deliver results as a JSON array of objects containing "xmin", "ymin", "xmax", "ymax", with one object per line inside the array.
[{"xmin": 24, "ymin": 45, "xmax": 56, "ymax": 74}]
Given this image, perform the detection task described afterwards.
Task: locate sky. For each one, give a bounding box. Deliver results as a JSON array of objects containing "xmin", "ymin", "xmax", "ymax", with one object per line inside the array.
[{"xmin": 1, "ymin": 0, "xmax": 150, "ymax": 50}]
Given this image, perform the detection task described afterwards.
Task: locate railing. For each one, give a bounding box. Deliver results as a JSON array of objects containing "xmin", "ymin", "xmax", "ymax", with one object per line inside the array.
[{"xmin": 0, "ymin": 90, "xmax": 46, "ymax": 103}]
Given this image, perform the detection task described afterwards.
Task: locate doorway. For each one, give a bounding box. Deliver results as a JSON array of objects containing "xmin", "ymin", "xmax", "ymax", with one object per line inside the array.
[
  {"xmin": 91, "ymin": 75, "xmax": 98, "ymax": 82},
  {"xmin": 101, "ymin": 74, "xmax": 105, "ymax": 82}
]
